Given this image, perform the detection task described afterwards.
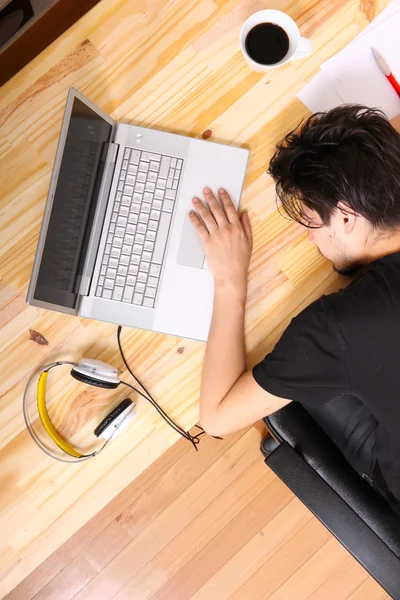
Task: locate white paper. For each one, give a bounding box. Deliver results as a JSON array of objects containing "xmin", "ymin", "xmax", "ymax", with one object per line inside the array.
[
  {"xmin": 352, "ymin": 0, "xmax": 400, "ymax": 42},
  {"xmin": 320, "ymin": 12, "xmax": 400, "ymax": 118},
  {"xmin": 297, "ymin": 71, "xmax": 345, "ymax": 113}
]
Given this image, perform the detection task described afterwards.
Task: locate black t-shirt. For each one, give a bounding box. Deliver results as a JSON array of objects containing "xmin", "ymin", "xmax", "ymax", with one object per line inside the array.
[{"xmin": 253, "ymin": 251, "xmax": 400, "ymax": 507}]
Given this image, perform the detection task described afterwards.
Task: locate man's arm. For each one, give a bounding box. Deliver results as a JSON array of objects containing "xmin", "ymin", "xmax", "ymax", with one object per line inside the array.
[{"xmin": 190, "ymin": 188, "xmax": 290, "ymax": 437}]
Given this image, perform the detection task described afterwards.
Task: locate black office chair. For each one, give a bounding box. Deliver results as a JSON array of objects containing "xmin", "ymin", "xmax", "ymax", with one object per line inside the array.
[{"xmin": 261, "ymin": 403, "xmax": 400, "ymax": 599}]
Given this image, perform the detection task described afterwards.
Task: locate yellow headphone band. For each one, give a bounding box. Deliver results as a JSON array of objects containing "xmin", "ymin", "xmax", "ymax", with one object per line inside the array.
[{"xmin": 37, "ymin": 371, "xmax": 82, "ymax": 459}]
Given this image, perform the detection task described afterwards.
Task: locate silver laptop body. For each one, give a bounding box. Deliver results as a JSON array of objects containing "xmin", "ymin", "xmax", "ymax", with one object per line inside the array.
[{"xmin": 27, "ymin": 88, "xmax": 249, "ymax": 341}]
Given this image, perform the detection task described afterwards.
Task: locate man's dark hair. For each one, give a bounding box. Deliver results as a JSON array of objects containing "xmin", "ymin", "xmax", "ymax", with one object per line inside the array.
[{"xmin": 268, "ymin": 105, "xmax": 400, "ymax": 229}]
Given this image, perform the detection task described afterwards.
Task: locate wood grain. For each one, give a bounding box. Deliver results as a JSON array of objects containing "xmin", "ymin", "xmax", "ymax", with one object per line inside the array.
[
  {"xmin": 7, "ymin": 425, "xmax": 387, "ymax": 600},
  {"xmin": 0, "ymin": 0, "xmax": 391, "ymax": 595}
]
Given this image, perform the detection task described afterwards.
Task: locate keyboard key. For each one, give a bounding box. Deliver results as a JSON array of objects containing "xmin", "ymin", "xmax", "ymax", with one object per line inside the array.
[
  {"xmin": 102, "ymin": 289, "xmax": 112, "ymax": 299},
  {"xmin": 111, "ymin": 212, "xmax": 118, "ymax": 223},
  {"xmin": 147, "ymin": 276, "xmax": 158, "ymax": 287},
  {"xmin": 128, "ymin": 164, "xmax": 138, "ymax": 175},
  {"xmin": 156, "ymin": 178, "xmax": 166, "ymax": 189},
  {"xmin": 122, "ymin": 159, "xmax": 128, "ymax": 169},
  {"xmin": 139, "ymin": 161, "xmax": 149, "ymax": 172},
  {"xmin": 155, "ymin": 189, "xmax": 164, "ymax": 199},
  {"xmin": 131, "ymin": 255, "xmax": 140, "ymax": 265},
  {"xmin": 148, "ymin": 171, "xmax": 157, "ymax": 182},
  {"xmin": 120, "ymin": 206, "xmax": 129, "ymax": 217},
  {"xmin": 165, "ymin": 189, "xmax": 176, "ymax": 200},
  {"xmin": 133, "ymin": 244, "xmax": 142, "ymax": 254},
  {"xmin": 131, "ymin": 150, "xmax": 140, "ymax": 164},
  {"xmin": 143, "ymin": 297, "xmax": 154, "ymax": 308},
  {"xmin": 114, "ymin": 238, "xmax": 123, "ymax": 248},
  {"xmin": 117, "ymin": 216, "xmax": 127, "ymax": 226},
  {"xmin": 136, "ymin": 282, "xmax": 145, "ymax": 293},
  {"xmin": 117, "ymin": 181, "xmax": 124, "ymax": 191},
  {"xmin": 149, "ymin": 161, "xmax": 159, "ymax": 171},
  {"xmin": 124, "ymin": 148, "xmax": 131, "ymax": 159},
  {"xmin": 145, "ymin": 182, "xmax": 155, "ymax": 193},
  {"xmin": 105, "ymin": 243, "xmax": 111, "ymax": 254},
  {"xmin": 137, "ymin": 223, "xmax": 146, "ymax": 234},
  {"xmin": 129, "ymin": 265, "xmax": 139, "ymax": 275},
  {"xmin": 121, "ymin": 195, "xmax": 131, "ymax": 206},
  {"xmin": 152, "ymin": 199, "xmax": 162, "ymax": 210},
  {"xmin": 126, "ymin": 224, "xmax": 136, "ymax": 234},
  {"xmin": 131, "ymin": 203, "xmax": 140, "ymax": 214},
  {"xmin": 167, "ymin": 178, "xmax": 173, "ymax": 188},
  {"xmin": 135, "ymin": 233, "xmax": 145, "ymax": 244},
  {"xmin": 126, "ymin": 175, "xmax": 136, "ymax": 186},
  {"xmin": 127, "ymin": 275, "xmax": 136, "ymax": 286},
  {"xmin": 133, "ymin": 192, "xmax": 143, "ymax": 203},
  {"xmin": 106, "ymin": 268, "xmax": 117, "ymax": 279},
  {"xmin": 116, "ymin": 275, "xmax": 125, "ymax": 286},
  {"xmin": 171, "ymin": 158, "xmax": 177, "ymax": 168},
  {"xmin": 142, "ymin": 203, "xmax": 151, "ymax": 214},
  {"xmin": 150, "ymin": 209, "xmax": 161, "ymax": 221},
  {"xmin": 152, "ymin": 211, "xmax": 172, "ymax": 263},
  {"xmin": 142, "ymin": 251, "xmax": 152, "ymax": 262},
  {"xmin": 98, "ymin": 276, "xmax": 105, "ymax": 286},
  {"xmin": 168, "ymin": 168, "xmax": 174, "ymax": 178},
  {"xmin": 172, "ymin": 179, "xmax": 178, "ymax": 189},
  {"xmin": 145, "ymin": 286, "xmax": 156, "ymax": 298},
  {"xmin": 135, "ymin": 182, "xmax": 145, "ymax": 193},
  {"xmin": 163, "ymin": 199, "xmax": 174, "ymax": 212},
  {"xmin": 112, "ymin": 287, "xmax": 123, "ymax": 301},
  {"xmin": 121, "ymin": 170, "xmax": 127, "ymax": 180},
  {"xmin": 116, "ymin": 191, "xmax": 122, "ymax": 202},
  {"xmin": 96, "ymin": 286, "xmax": 102, "ymax": 296},
  {"xmin": 100, "ymin": 265, "xmax": 107, "ymax": 275},
  {"xmin": 139, "ymin": 213, "xmax": 150, "ymax": 224},
  {"xmin": 107, "ymin": 233, "xmax": 113, "ymax": 244},
  {"xmin": 144, "ymin": 192, "xmax": 153, "ymax": 202},
  {"xmin": 159, "ymin": 156, "xmax": 171, "ymax": 178},
  {"xmin": 146, "ymin": 230, "xmax": 156, "ymax": 241},
  {"xmin": 120, "ymin": 255, "xmax": 129, "ymax": 265},
  {"xmin": 128, "ymin": 213, "xmax": 138, "ymax": 224},
  {"xmin": 177, "ymin": 159, "xmax": 183, "ymax": 168},
  {"xmin": 144, "ymin": 241, "xmax": 154, "ymax": 252},
  {"xmin": 138, "ymin": 272, "xmax": 147, "ymax": 283},
  {"xmin": 118, "ymin": 265, "xmax": 128, "ymax": 276},
  {"xmin": 150, "ymin": 263, "xmax": 161, "ymax": 277},
  {"xmin": 140, "ymin": 261, "xmax": 150, "ymax": 273},
  {"xmin": 108, "ymin": 258, "xmax": 118, "ymax": 269},
  {"xmin": 109, "ymin": 223, "xmax": 115, "ymax": 234},
  {"xmin": 111, "ymin": 247, "xmax": 121, "ymax": 258},
  {"xmin": 104, "ymin": 278, "xmax": 114, "ymax": 289},
  {"xmin": 133, "ymin": 293, "xmax": 143, "ymax": 305},
  {"xmin": 123, "ymin": 286, "xmax": 134, "ymax": 302},
  {"xmin": 124, "ymin": 234, "xmax": 134, "ymax": 245},
  {"xmin": 124, "ymin": 185, "xmax": 134, "ymax": 195},
  {"xmin": 148, "ymin": 220, "xmax": 158, "ymax": 231},
  {"xmin": 122, "ymin": 244, "xmax": 132, "ymax": 255}
]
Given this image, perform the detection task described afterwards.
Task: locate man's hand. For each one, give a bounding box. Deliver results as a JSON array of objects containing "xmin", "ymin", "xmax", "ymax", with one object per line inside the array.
[{"xmin": 189, "ymin": 187, "xmax": 252, "ymax": 304}]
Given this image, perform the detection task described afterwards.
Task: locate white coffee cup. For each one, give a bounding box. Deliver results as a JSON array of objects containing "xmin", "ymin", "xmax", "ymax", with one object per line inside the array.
[{"xmin": 240, "ymin": 9, "xmax": 312, "ymax": 71}]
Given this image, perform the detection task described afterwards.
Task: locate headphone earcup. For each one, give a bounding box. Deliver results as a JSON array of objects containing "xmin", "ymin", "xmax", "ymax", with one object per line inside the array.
[{"xmin": 70, "ymin": 369, "xmax": 119, "ymax": 389}]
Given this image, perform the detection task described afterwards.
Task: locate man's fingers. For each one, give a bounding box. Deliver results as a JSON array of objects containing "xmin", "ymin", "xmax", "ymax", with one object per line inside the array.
[
  {"xmin": 203, "ymin": 187, "xmax": 227, "ymax": 227},
  {"xmin": 192, "ymin": 197, "xmax": 217, "ymax": 233},
  {"xmin": 241, "ymin": 212, "xmax": 253, "ymax": 250},
  {"xmin": 218, "ymin": 188, "xmax": 239, "ymax": 223},
  {"xmin": 189, "ymin": 208, "xmax": 209, "ymax": 243}
]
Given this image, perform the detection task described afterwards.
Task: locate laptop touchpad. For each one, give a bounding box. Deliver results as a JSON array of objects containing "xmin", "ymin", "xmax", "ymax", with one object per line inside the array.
[{"xmin": 176, "ymin": 211, "xmax": 205, "ymax": 269}]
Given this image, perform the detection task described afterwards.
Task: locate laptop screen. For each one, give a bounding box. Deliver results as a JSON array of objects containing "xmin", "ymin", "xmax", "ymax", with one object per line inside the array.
[{"xmin": 33, "ymin": 97, "xmax": 113, "ymax": 310}]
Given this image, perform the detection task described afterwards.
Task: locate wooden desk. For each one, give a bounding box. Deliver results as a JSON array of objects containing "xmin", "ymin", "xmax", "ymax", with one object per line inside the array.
[{"xmin": 0, "ymin": 0, "xmax": 390, "ymax": 594}]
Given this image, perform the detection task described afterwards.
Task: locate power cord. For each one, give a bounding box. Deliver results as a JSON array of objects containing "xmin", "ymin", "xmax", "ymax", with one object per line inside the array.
[{"xmin": 117, "ymin": 326, "xmax": 222, "ymax": 450}]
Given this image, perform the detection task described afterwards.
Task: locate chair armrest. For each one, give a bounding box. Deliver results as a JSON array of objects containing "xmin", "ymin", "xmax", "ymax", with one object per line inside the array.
[{"xmin": 265, "ymin": 441, "xmax": 400, "ymax": 599}]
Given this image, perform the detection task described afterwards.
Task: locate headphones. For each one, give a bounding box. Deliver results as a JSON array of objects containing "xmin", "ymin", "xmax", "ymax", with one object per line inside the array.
[{"xmin": 24, "ymin": 358, "xmax": 136, "ymax": 462}]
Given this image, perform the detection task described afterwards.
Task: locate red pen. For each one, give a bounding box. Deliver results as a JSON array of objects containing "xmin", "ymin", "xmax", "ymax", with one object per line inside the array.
[{"xmin": 371, "ymin": 47, "xmax": 400, "ymax": 98}]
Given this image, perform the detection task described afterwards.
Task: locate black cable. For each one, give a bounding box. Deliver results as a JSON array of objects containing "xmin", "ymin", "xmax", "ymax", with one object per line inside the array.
[{"xmin": 117, "ymin": 326, "xmax": 218, "ymax": 450}]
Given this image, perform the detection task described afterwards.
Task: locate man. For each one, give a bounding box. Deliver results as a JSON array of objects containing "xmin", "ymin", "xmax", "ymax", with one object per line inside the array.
[{"xmin": 190, "ymin": 105, "xmax": 400, "ymax": 515}]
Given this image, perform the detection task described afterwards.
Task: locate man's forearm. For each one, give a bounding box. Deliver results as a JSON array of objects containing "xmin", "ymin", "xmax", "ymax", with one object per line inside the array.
[{"xmin": 199, "ymin": 285, "xmax": 246, "ymax": 426}]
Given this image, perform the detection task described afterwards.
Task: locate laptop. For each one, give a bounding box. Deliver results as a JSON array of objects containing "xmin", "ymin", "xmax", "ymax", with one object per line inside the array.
[{"xmin": 27, "ymin": 88, "xmax": 249, "ymax": 341}]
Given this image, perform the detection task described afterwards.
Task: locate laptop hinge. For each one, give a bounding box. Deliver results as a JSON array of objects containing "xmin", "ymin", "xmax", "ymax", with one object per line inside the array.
[{"xmin": 78, "ymin": 141, "xmax": 119, "ymax": 296}]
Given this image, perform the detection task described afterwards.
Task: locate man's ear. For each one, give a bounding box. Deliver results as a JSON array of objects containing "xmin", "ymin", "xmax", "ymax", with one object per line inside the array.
[{"xmin": 337, "ymin": 201, "xmax": 357, "ymax": 235}]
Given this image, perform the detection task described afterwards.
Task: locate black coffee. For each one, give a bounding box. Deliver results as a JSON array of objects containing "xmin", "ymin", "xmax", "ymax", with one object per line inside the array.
[{"xmin": 245, "ymin": 23, "xmax": 289, "ymax": 65}]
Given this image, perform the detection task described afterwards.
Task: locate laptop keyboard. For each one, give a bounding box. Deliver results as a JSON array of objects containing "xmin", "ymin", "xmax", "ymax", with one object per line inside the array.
[{"xmin": 95, "ymin": 148, "xmax": 183, "ymax": 308}]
